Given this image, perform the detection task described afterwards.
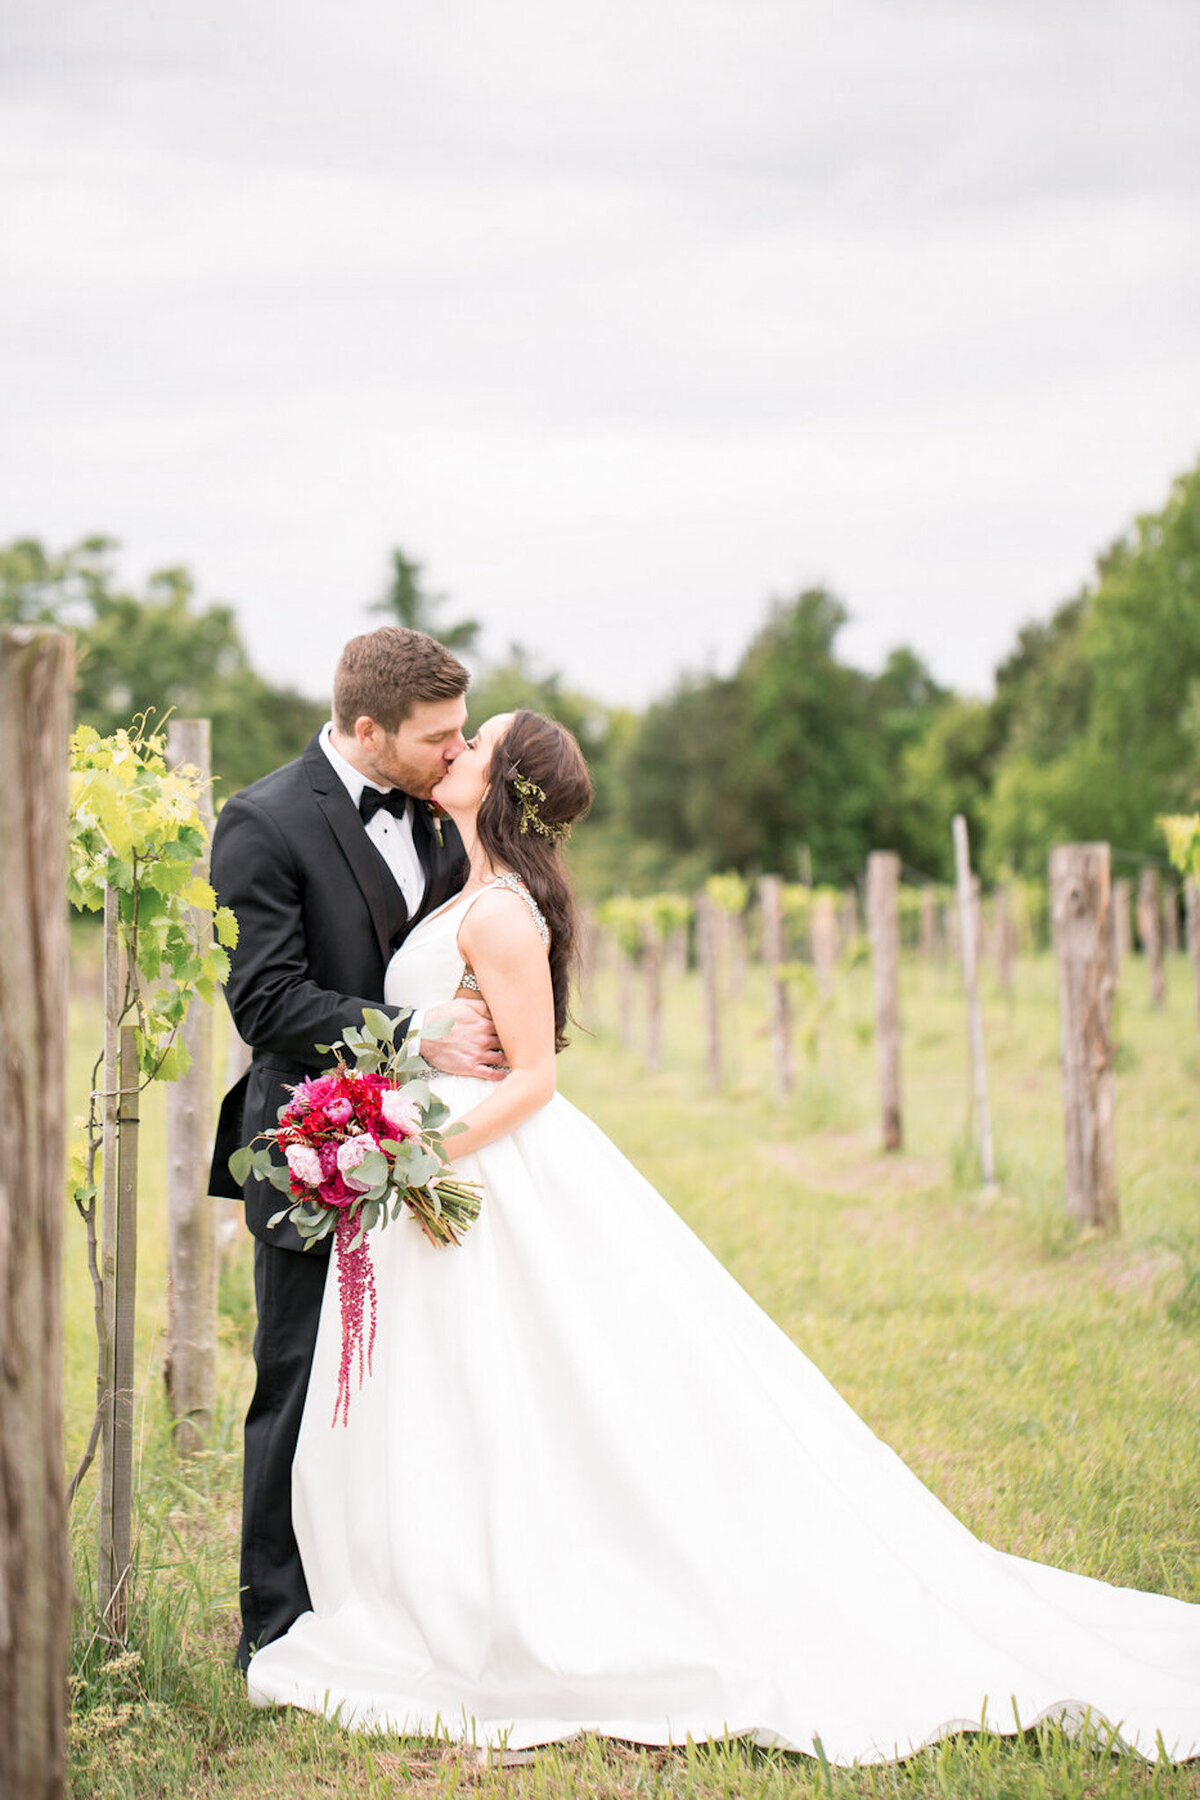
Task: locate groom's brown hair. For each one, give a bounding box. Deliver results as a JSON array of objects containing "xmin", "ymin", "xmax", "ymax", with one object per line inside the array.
[{"xmin": 333, "ymin": 626, "xmax": 470, "ymax": 734}]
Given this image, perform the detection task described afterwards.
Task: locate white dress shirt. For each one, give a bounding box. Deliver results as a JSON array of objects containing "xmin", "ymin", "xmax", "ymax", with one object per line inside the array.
[{"xmin": 319, "ymin": 723, "xmax": 426, "ymax": 917}]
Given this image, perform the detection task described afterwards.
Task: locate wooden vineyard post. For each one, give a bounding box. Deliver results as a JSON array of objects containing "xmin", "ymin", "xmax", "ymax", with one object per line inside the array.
[
  {"xmin": 164, "ymin": 720, "xmax": 217, "ymax": 1455},
  {"xmin": 994, "ymin": 881, "xmax": 1016, "ymax": 1001},
  {"xmin": 1111, "ymin": 877, "xmax": 1132, "ymax": 974},
  {"xmin": 641, "ymin": 915, "xmax": 664, "ymax": 1074},
  {"xmin": 1163, "ymin": 882, "xmax": 1180, "ymax": 954},
  {"xmin": 99, "ymin": 1027, "xmax": 141, "ymax": 1640},
  {"xmin": 812, "ymin": 889, "xmax": 838, "ymax": 1000},
  {"xmin": 1050, "ymin": 844, "xmax": 1118, "ymax": 1230},
  {"xmin": 1137, "ymin": 867, "xmax": 1165, "ymax": 1008},
  {"xmin": 918, "ymin": 886, "xmax": 940, "ymax": 964},
  {"xmin": 726, "ymin": 907, "xmax": 746, "ymax": 999},
  {"xmin": 759, "ymin": 875, "xmax": 793, "ymax": 1096},
  {"xmin": 1188, "ymin": 879, "xmax": 1200, "ymax": 1061},
  {"xmin": 867, "ymin": 852, "xmax": 902, "ymax": 1151},
  {"xmin": 945, "ymin": 891, "xmax": 961, "ymax": 969},
  {"xmin": 840, "ymin": 887, "xmax": 860, "ymax": 950},
  {"xmin": 616, "ymin": 940, "xmax": 634, "ymax": 1051},
  {"xmin": 696, "ymin": 890, "xmax": 723, "ymax": 1089},
  {"xmin": 952, "ymin": 816, "xmax": 996, "ymax": 1188},
  {"xmin": 97, "ymin": 884, "xmax": 121, "ymax": 1626},
  {"xmin": 577, "ymin": 904, "xmax": 596, "ymax": 1026},
  {"xmin": 0, "ymin": 628, "xmax": 73, "ymax": 1800}
]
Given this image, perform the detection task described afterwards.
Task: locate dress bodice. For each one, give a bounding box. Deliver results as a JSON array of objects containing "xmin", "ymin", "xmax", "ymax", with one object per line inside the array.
[{"xmin": 383, "ymin": 876, "xmax": 547, "ymax": 1013}]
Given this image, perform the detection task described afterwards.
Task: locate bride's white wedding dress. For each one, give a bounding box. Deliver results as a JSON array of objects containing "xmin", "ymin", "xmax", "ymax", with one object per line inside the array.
[{"xmin": 247, "ymin": 882, "xmax": 1200, "ymax": 1764}]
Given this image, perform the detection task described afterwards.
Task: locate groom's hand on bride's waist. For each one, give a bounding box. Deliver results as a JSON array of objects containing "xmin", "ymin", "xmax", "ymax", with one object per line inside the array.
[{"xmin": 419, "ymin": 999, "xmax": 506, "ymax": 1079}]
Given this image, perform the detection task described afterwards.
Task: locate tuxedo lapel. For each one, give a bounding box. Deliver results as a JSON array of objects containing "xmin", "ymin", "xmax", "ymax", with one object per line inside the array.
[
  {"xmin": 410, "ymin": 803, "xmax": 466, "ymax": 928},
  {"xmin": 302, "ymin": 737, "xmax": 397, "ymax": 964}
]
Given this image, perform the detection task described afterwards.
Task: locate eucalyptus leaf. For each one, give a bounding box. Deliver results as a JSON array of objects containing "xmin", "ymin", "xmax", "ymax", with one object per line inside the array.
[
  {"xmin": 353, "ymin": 1150, "xmax": 388, "ymax": 1186},
  {"xmin": 228, "ymin": 1146, "xmax": 254, "ymax": 1186}
]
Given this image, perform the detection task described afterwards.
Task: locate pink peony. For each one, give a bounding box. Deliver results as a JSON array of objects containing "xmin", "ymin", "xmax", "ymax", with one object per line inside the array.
[
  {"xmin": 317, "ymin": 1174, "xmax": 357, "ymax": 1209},
  {"xmin": 379, "ymin": 1088, "xmax": 422, "ymax": 1138},
  {"xmin": 288, "ymin": 1073, "xmax": 342, "ymax": 1115},
  {"xmin": 285, "ymin": 1143, "xmax": 324, "ymax": 1188},
  {"xmin": 336, "ymin": 1133, "xmax": 381, "ymax": 1190},
  {"xmin": 326, "ymin": 1096, "xmax": 355, "ymax": 1125}
]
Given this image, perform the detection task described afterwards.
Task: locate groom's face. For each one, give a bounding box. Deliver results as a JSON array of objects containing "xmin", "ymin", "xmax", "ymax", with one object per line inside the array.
[{"xmin": 364, "ymin": 696, "xmax": 468, "ymax": 799}]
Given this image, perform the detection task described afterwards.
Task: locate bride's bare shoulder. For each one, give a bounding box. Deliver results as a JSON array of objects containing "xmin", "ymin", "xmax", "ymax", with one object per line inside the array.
[{"xmin": 458, "ymin": 879, "xmax": 548, "ymax": 961}]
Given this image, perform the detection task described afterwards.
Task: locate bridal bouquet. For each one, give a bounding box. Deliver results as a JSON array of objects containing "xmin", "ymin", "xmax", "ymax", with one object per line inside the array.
[{"xmin": 230, "ymin": 1010, "xmax": 481, "ymax": 1424}]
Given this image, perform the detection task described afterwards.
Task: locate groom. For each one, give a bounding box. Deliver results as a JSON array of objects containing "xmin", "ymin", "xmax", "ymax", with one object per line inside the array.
[{"xmin": 209, "ymin": 625, "xmax": 502, "ymax": 1672}]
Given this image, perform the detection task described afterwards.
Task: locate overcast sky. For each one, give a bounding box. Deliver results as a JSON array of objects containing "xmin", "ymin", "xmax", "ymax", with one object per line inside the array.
[{"xmin": 4, "ymin": 0, "xmax": 1198, "ymax": 712}]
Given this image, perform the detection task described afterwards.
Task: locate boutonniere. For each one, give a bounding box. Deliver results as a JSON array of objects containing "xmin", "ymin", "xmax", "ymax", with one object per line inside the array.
[{"xmin": 426, "ymin": 800, "xmax": 446, "ymax": 847}]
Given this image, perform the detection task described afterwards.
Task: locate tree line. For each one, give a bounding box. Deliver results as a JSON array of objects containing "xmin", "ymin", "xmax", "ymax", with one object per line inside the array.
[{"xmin": 5, "ymin": 453, "xmax": 1199, "ymax": 895}]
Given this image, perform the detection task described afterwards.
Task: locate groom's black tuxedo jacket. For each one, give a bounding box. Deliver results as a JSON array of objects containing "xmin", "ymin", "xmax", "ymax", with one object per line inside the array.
[{"xmin": 208, "ymin": 731, "xmax": 466, "ymax": 1252}]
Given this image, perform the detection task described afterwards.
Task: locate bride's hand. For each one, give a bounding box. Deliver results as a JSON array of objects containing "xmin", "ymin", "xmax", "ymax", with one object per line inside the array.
[{"xmin": 419, "ymin": 999, "xmax": 506, "ymax": 1079}]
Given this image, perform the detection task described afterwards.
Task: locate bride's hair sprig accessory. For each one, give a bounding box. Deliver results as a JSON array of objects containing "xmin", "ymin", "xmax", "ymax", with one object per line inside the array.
[{"xmin": 507, "ymin": 763, "xmax": 572, "ymax": 842}]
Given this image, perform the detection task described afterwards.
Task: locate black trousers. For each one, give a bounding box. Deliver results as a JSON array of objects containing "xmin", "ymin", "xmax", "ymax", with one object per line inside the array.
[{"xmin": 236, "ymin": 1237, "xmax": 330, "ymax": 1672}]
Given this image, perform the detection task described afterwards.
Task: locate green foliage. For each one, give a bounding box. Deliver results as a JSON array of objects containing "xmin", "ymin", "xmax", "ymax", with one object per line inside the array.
[
  {"xmin": 19, "ymin": 452, "xmax": 1200, "ymax": 906},
  {"xmin": 0, "ymin": 532, "xmax": 113, "ymax": 626},
  {"xmin": 65, "ymin": 717, "xmax": 235, "ymax": 1513},
  {"xmin": 984, "ymin": 458, "xmax": 1200, "ymax": 872},
  {"xmin": 898, "ymin": 699, "xmax": 1003, "ymax": 880},
  {"xmin": 645, "ymin": 891, "xmax": 694, "ymax": 938},
  {"xmin": 626, "ymin": 671, "xmax": 745, "ymax": 858},
  {"xmin": 597, "ymin": 890, "xmax": 694, "ymax": 956},
  {"xmin": 991, "ymin": 595, "xmax": 1091, "ymax": 762},
  {"xmin": 729, "ymin": 589, "xmax": 885, "ymax": 878},
  {"xmin": 596, "ymin": 894, "xmax": 647, "ymax": 955},
  {"xmin": 68, "ymin": 718, "xmax": 236, "ymax": 1085},
  {"xmin": 0, "ymin": 535, "xmax": 326, "ymax": 797},
  {"xmin": 370, "ymin": 544, "xmax": 481, "ymax": 654},
  {"xmin": 704, "ymin": 871, "xmax": 748, "ymax": 917},
  {"xmin": 625, "ymin": 594, "xmax": 952, "ymax": 885},
  {"xmin": 619, "ymin": 453, "xmax": 1200, "ymax": 892},
  {"xmin": 466, "ymin": 643, "xmax": 627, "ymax": 828},
  {"xmin": 1162, "ymin": 811, "xmax": 1200, "ymax": 880}
]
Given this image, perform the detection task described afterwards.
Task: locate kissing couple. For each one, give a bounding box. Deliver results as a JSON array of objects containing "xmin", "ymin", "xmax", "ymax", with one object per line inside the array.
[{"xmin": 211, "ymin": 624, "xmax": 1200, "ymax": 1765}]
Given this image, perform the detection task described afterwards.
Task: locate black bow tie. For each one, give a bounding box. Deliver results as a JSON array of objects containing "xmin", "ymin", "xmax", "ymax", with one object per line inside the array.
[{"xmin": 358, "ymin": 787, "xmax": 408, "ymax": 825}]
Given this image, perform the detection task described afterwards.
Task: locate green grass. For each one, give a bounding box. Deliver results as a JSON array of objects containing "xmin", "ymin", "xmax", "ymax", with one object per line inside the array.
[{"xmin": 64, "ymin": 942, "xmax": 1200, "ymax": 1796}]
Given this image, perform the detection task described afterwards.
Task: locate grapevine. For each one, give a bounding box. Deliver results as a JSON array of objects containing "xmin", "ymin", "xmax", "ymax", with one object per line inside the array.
[{"xmin": 65, "ymin": 712, "xmax": 238, "ymax": 1502}]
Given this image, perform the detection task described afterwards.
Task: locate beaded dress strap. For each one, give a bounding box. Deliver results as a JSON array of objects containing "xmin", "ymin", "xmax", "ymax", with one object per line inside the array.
[
  {"xmin": 457, "ymin": 874, "xmax": 549, "ymax": 993},
  {"xmin": 486, "ymin": 872, "xmax": 550, "ymax": 945}
]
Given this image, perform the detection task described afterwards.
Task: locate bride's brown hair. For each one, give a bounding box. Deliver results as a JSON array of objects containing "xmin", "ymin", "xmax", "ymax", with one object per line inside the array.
[{"xmin": 476, "ymin": 711, "xmax": 593, "ymax": 1050}]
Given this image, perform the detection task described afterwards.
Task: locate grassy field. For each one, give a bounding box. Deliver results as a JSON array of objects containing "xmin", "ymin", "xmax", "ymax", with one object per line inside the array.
[{"xmin": 64, "ymin": 936, "xmax": 1200, "ymax": 1797}]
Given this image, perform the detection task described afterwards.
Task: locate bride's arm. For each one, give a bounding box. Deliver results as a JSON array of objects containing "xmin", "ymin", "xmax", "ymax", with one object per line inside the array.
[{"xmin": 438, "ymin": 888, "xmax": 558, "ymax": 1160}]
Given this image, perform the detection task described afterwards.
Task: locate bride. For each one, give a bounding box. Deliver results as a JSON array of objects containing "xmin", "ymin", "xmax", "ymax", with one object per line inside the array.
[{"xmin": 247, "ymin": 709, "xmax": 1200, "ymax": 1765}]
